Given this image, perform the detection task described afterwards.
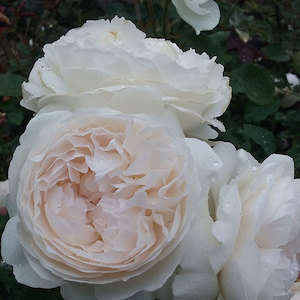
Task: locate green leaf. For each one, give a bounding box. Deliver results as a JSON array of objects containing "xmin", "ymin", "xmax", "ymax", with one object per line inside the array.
[
  {"xmin": 231, "ymin": 64, "xmax": 275, "ymax": 105},
  {"xmin": 0, "ymin": 74, "xmax": 25, "ymax": 97},
  {"xmin": 263, "ymin": 43, "xmax": 290, "ymax": 62},
  {"xmin": 275, "ymin": 110, "xmax": 300, "ymax": 129},
  {"xmin": 244, "ymin": 98, "xmax": 280, "ymax": 122},
  {"xmin": 243, "ymin": 124, "xmax": 276, "ymax": 155},
  {"xmin": 181, "ymin": 31, "xmax": 232, "ymax": 66},
  {"xmin": 219, "ymin": 127, "xmax": 251, "ymax": 152}
]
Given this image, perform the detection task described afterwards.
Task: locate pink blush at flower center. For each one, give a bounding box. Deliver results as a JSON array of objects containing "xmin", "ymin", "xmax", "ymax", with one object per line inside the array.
[{"xmin": 22, "ymin": 118, "xmax": 187, "ymax": 268}]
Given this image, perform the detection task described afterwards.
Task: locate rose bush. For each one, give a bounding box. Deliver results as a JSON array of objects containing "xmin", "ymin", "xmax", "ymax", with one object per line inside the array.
[
  {"xmin": 207, "ymin": 142, "xmax": 300, "ymax": 300},
  {"xmin": 1, "ymin": 107, "xmax": 221, "ymax": 300},
  {"xmin": 21, "ymin": 16, "xmax": 231, "ymax": 140},
  {"xmin": 171, "ymin": 0, "xmax": 220, "ymax": 34}
]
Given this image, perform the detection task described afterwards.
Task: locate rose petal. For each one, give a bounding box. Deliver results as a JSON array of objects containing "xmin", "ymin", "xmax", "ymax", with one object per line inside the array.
[
  {"xmin": 172, "ymin": 218, "xmax": 219, "ymax": 300},
  {"xmin": 172, "ymin": 0, "xmax": 220, "ymax": 34}
]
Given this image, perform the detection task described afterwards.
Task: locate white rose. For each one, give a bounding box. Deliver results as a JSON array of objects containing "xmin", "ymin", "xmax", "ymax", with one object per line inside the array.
[
  {"xmin": 171, "ymin": 0, "xmax": 220, "ymax": 34},
  {"xmin": 209, "ymin": 142, "xmax": 300, "ymax": 300},
  {"xmin": 21, "ymin": 16, "xmax": 231, "ymax": 140},
  {"xmin": 1, "ymin": 107, "xmax": 220, "ymax": 300}
]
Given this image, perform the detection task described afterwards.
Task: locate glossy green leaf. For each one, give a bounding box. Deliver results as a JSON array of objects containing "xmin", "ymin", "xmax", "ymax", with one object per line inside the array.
[
  {"xmin": 244, "ymin": 99, "xmax": 280, "ymax": 122},
  {"xmin": 263, "ymin": 44, "xmax": 290, "ymax": 62},
  {"xmin": 243, "ymin": 124, "xmax": 276, "ymax": 155},
  {"xmin": 231, "ymin": 64, "xmax": 275, "ymax": 105}
]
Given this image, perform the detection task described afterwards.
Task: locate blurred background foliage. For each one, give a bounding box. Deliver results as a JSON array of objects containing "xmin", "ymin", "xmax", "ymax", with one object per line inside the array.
[{"xmin": 0, "ymin": 0, "xmax": 299, "ymax": 298}]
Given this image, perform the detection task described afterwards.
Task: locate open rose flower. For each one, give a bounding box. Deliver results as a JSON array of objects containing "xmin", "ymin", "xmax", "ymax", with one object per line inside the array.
[
  {"xmin": 206, "ymin": 142, "xmax": 300, "ymax": 300},
  {"xmin": 1, "ymin": 107, "xmax": 221, "ymax": 299},
  {"xmin": 171, "ymin": 0, "xmax": 220, "ymax": 34},
  {"xmin": 21, "ymin": 16, "xmax": 231, "ymax": 140}
]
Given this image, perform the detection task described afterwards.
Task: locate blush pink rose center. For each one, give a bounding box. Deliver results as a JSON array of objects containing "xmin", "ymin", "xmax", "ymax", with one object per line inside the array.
[{"xmin": 16, "ymin": 110, "xmax": 192, "ymax": 283}]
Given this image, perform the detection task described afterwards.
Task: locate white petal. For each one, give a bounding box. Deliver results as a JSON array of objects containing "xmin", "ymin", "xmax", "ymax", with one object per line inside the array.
[
  {"xmin": 210, "ymin": 182, "xmax": 241, "ymax": 274},
  {"xmin": 185, "ymin": 123, "xmax": 218, "ymax": 140},
  {"xmin": 172, "ymin": 0, "xmax": 220, "ymax": 34},
  {"xmin": 14, "ymin": 259, "xmax": 61, "ymax": 289},
  {"xmin": 106, "ymin": 86, "xmax": 164, "ymax": 116},
  {"xmin": 60, "ymin": 282, "xmax": 96, "ymax": 300},
  {"xmin": 8, "ymin": 110, "xmax": 72, "ymax": 216},
  {"xmin": 211, "ymin": 142, "xmax": 237, "ymax": 201},
  {"xmin": 93, "ymin": 246, "xmax": 183, "ymax": 300},
  {"xmin": 1, "ymin": 216, "xmax": 60, "ymax": 288},
  {"xmin": 172, "ymin": 218, "xmax": 219, "ymax": 300},
  {"xmin": 286, "ymin": 73, "xmax": 299, "ymax": 88},
  {"xmin": 261, "ymin": 154, "xmax": 294, "ymax": 179},
  {"xmin": 219, "ymin": 258, "xmax": 247, "ymax": 300},
  {"xmin": 1, "ymin": 216, "xmax": 24, "ymax": 265},
  {"xmin": 184, "ymin": 138, "xmax": 221, "ymax": 194}
]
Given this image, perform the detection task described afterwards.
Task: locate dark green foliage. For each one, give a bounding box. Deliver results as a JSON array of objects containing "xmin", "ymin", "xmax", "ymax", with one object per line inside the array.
[
  {"xmin": 0, "ymin": 73, "xmax": 25, "ymax": 97},
  {"xmin": 231, "ymin": 64, "xmax": 275, "ymax": 105},
  {"xmin": 0, "ymin": 0, "xmax": 299, "ymax": 297}
]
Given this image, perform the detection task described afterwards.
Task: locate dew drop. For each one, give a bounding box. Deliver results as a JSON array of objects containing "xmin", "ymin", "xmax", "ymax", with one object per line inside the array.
[{"xmin": 213, "ymin": 161, "xmax": 219, "ymax": 167}]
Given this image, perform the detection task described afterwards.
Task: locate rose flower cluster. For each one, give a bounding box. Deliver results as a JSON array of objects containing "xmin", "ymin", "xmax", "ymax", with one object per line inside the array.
[{"xmin": 1, "ymin": 17, "xmax": 299, "ymax": 300}]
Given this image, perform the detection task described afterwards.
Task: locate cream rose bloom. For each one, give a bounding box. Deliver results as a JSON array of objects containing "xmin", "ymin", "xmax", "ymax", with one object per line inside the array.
[
  {"xmin": 21, "ymin": 16, "xmax": 231, "ymax": 140},
  {"xmin": 126, "ymin": 142, "xmax": 300, "ymax": 300},
  {"xmin": 208, "ymin": 142, "xmax": 300, "ymax": 300},
  {"xmin": 172, "ymin": 0, "xmax": 220, "ymax": 34},
  {"xmin": 1, "ymin": 107, "xmax": 221, "ymax": 300}
]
